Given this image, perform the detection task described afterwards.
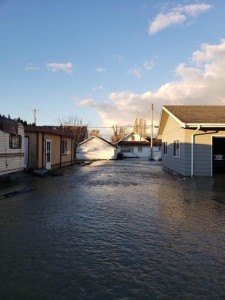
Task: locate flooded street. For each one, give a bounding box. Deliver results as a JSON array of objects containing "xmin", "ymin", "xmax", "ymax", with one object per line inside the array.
[{"xmin": 1, "ymin": 159, "xmax": 225, "ymax": 299}]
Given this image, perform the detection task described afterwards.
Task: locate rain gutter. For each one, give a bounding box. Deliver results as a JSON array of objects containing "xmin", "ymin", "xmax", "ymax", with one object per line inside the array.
[{"xmin": 191, "ymin": 125, "xmax": 201, "ymax": 177}]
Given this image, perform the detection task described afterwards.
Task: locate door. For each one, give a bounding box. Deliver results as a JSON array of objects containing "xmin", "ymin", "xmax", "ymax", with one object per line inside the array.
[
  {"xmin": 212, "ymin": 137, "xmax": 225, "ymax": 174},
  {"xmin": 45, "ymin": 139, "xmax": 51, "ymax": 169}
]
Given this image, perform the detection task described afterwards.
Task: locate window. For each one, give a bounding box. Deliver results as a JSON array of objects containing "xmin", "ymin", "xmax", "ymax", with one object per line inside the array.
[
  {"xmin": 62, "ymin": 139, "xmax": 68, "ymax": 155},
  {"xmin": 138, "ymin": 146, "xmax": 143, "ymax": 152},
  {"xmin": 162, "ymin": 142, "xmax": 167, "ymax": 155},
  {"xmin": 173, "ymin": 139, "xmax": 180, "ymax": 157},
  {"xmin": 131, "ymin": 135, "xmax": 135, "ymax": 141},
  {"xmin": 121, "ymin": 147, "xmax": 134, "ymax": 153},
  {"xmin": 9, "ymin": 135, "xmax": 22, "ymax": 149}
]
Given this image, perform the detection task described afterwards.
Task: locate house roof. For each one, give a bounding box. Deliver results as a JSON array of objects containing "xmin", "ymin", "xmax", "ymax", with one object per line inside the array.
[
  {"xmin": 163, "ymin": 105, "xmax": 225, "ymax": 124},
  {"xmin": 25, "ymin": 126, "xmax": 76, "ymax": 138},
  {"xmin": 0, "ymin": 116, "xmax": 20, "ymax": 135},
  {"xmin": 116, "ymin": 131, "xmax": 149, "ymax": 144},
  {"xmin": 118, "ymin": 141, "xmax": 150, "ymax": 146},
  {"xmin": 158, "ymin": 105, "xmax": 225, "ymax": 137},
  {"xmin": 78, "ymin": 136, "xmax": 117, "ymax": 148}
]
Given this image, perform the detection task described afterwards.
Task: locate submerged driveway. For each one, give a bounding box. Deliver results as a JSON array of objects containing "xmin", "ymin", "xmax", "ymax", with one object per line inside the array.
[{"xmin": 1, "ymin": 159, "xmax": 225, "ymax": 299}]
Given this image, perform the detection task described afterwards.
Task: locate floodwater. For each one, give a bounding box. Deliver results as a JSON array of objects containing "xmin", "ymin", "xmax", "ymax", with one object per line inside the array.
[{"xmin": 1, "ymin": 160, "xmax": 225, "ymax": 299}]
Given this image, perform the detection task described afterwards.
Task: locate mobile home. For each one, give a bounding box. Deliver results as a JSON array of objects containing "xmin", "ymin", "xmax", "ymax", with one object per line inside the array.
[{"xmin": 0, "ymin": 117, "xmax": 24, "ymax": 176}]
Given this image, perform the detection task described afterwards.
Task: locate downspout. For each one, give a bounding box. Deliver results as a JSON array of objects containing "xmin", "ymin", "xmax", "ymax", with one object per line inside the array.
[{"xmin": 191, "ymin": 125, "xmax": 201, "ymax": 177}]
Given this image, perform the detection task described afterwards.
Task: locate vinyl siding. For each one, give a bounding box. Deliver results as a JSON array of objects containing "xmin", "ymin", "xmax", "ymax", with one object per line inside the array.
[
  {"xmin": 164, "ymin": 124, "xmax": 225, "ymax": 176},
  {"xmin": 25, "ymin": 131, "xmax": 74, "ymax": 169},
  {"xmin": 0, "ymin": 123, "xmax": 25, "ymax": 175},
  {"xmin": 77, "ymin": 138, "xmax": 116, "ymax": 160},
  {"xmin": 161, "ymin": 114, "xmax": 187, "ymax": 176}
]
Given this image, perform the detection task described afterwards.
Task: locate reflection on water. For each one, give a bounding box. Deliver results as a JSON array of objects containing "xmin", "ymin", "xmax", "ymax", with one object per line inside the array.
[{"xmin": 1, "ymin": 160, "xmax": 225, "ymax": 299}]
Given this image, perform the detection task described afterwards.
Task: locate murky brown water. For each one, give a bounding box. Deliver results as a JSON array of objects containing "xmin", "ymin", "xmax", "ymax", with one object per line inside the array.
[{"xmin": 1, "ymin": 159, "xmax": 225, "ymax": 299}]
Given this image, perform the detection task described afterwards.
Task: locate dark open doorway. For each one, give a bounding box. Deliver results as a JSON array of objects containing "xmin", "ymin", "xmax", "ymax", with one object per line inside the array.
[{"xmin": 213, "ymin": 137, "xmax": 225, "ymax": 174}]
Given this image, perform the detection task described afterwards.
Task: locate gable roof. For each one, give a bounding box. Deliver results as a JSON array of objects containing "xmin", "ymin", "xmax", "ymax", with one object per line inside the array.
[
  {"xmin": 0, "ymin": 116, "xmax": 20, "ymax": 135},
  {"xmin": 164, "ymin": 105, "xmax": 225, "ymax": 124},
  {"xmin": 78, "ymin": 136, "xmax": 117, "ymax": 148},
  {"xmin": 158, "ymin": 105, "xmax": 225, "ymax": 137},
  {"xmin": 116, "ymin": 131, "xmax": 149, "ymax": 144}
]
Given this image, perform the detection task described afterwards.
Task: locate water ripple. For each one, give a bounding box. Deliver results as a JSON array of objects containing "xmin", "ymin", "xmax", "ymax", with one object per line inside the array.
[{"xmin": 1, "ymin": 160, "xmax": 225, "ymax": 299}]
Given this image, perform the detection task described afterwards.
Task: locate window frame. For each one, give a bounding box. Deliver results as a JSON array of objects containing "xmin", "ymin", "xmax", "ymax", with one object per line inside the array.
[
  {"xmin": 121, "ymin": 147, "xmax": 134, "ymax": 153},
  {"xmin": 173, "ymin": 139, "xmax": 180, "ymax": 157},
  {"xmin": 9, "ymin": 134, "xmax": 22, "ymax": 149},
  {"xmin": 61, "ymin": 139, "xmax": 68, "ymax": 155},
  {"xmin": 162, "ymin": 141, "xmax": 167, "ymax": 155},
  {"xmin": 138, "ymin": 146, "xmax": 143, "ymax": 153}
]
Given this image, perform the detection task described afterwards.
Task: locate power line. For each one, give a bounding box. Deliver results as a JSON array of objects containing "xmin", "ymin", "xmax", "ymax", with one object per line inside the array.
[{"xmin": 88, "ymin": 125, "xmax": 158, "ymax": 129}]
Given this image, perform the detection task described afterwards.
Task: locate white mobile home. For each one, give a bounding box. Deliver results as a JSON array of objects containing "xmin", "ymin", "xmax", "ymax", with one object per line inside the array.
[{"xmin": 0, "ymin": 117, "xmax": 24, "ymax": 176}]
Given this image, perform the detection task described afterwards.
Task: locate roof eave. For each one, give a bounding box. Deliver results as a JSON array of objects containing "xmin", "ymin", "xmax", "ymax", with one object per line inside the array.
[
  {"xmin": 162, "ymin": 106, "xmax": 185, "ymax": 127},
  {"xmin": 185, "ymin": 123, "xmax": 225, "ymax": 128}
]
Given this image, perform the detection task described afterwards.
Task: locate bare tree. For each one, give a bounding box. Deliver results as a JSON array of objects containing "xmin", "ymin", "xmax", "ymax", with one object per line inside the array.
[
  {"xmin": 89, "ymin": 129, "xmax": 101, "ymax": 137},
  {"xmin": 111, "ymin": 125, "xmax": 127, "ymax": 143},
  {"xmin": 133, "ymin": 118, "xmax": 147, "ymax": 138},
  {"xmin": 57, "ymin": 115, "xmax": 88, "ymax": 159}
]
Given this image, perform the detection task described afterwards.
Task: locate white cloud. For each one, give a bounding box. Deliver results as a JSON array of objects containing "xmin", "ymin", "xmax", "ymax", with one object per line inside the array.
[
  {"xmin": 127, "ymin": 60, "xmax": 154, "ymax": 79},
  {"xmin": 46, "ymin": 62, "xmax": 73, "ymax": 73},
  {"xmin": 96, "ymin": 67, "xmax": 106, "ymax": 73},
  {"xmin": 77, "ymin": 40, "xmax": 225, "ymax": 132},
  {"xmin": 182, "ymin": 4, "xmax": 212, "ymax": 17},
  {"xmin": 127, "ymin": 68, "xmax": 142, "ymax": 79},
  {"xmin": 92, "ymin": 85, "xmax": 104, "ymax": 91},
  {"xmin": 192, "ymin": 39, "xmax": 225, "ymax": 64},
  {"xmin": 25, "ymin": 64, "xmax": 40, "ymax": 71},
  {"xmin": 149, "ymin": 3, "xmax": 212, "ymax": 35}
]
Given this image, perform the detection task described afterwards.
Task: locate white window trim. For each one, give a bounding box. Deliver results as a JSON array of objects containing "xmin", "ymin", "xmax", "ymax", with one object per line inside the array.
[{"xmin": 62, "ymin": 139, "xmax": 68, "ymax": 155}]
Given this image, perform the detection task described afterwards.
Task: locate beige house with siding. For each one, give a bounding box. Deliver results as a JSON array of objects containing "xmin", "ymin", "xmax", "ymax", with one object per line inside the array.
[
  {"xmin": 25, "ymin": 126, "xmax": 75, "ymax": 170},
  {"xmin": 158, "ymin": 106, "xmax": 225, "ymax": 176}
]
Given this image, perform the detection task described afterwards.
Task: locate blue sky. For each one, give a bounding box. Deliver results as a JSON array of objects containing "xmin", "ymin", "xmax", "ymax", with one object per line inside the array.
[{"xmin": 1, "ymin": 0, "xmax": 225, "ymax": 137}]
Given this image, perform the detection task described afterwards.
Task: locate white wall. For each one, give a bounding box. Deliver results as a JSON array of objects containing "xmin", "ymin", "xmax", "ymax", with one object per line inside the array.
[
  {"xmin": 117, "ymin": 145, "xmax": 161, "ymax": 158},
  {"xmin": 0, "ymin": 123, "xmax": 25, "ymax": 175},
  {"xmin": 123, "ymin": 132, "xmax": 147, "ymax": 142},
  {"xmin": 77, "ymin": 138, "xmax": 116, "ymax": 160}
]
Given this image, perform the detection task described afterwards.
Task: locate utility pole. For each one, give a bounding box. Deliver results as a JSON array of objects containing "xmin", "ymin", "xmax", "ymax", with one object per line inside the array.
[
  {"xmin": 149, "ymin": 104, "xmax": 154, "ymax": 161},
  {"xmin": 32, "ymin": 109, "xmax": 39, "ymax": 125}
]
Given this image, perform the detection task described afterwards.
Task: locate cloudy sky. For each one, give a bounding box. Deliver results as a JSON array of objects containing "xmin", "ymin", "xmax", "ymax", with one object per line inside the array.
[{"xmin": 1, "ymin": 0, "xmax": 225, "ymax": 137}]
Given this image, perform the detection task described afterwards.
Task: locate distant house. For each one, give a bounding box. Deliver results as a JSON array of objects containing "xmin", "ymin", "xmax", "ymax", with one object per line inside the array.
[
  {"xmin": 0, "ymin": 117, "xmax": 24, "ymax": 176},
  {"xmin": 116, "ymin": 131, "xmax": 161, "ymax": 159},
  {"xmin": 24, "ymin": 126, "xmax": 75, "ymax": 170},
  {"xmin": 158, "ymin": 105, "xmax": 225, "ymax": 176},
  {"xmin": 76, "ymin": 136, "xmax": 117, "ymax": 160}
]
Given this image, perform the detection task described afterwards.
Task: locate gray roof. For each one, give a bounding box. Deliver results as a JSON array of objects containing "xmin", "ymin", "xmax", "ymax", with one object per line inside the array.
[{"xmin": 164, "ymin": 105, "xmax": 225, "ymax": 124}]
